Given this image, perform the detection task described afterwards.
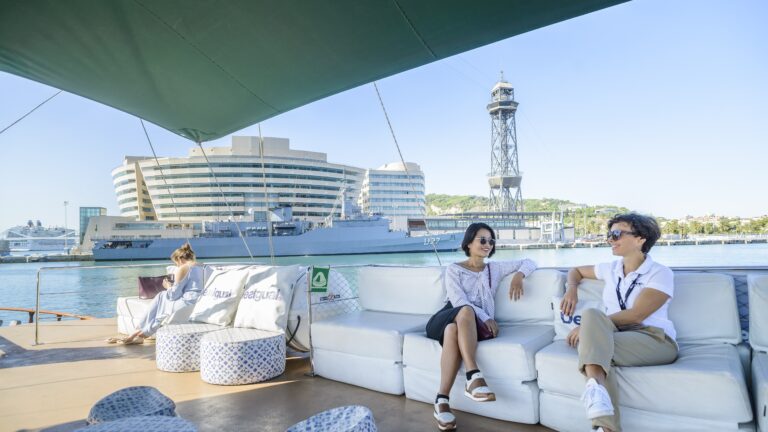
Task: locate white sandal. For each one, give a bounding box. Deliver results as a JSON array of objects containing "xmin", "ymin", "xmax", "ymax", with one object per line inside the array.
[
  {"xmin": 464, "ymin": 371, "xmax": 496, "ymax": 402},
  {"xmin": 433, "ymin": 397, "xmax": 457, "ymax": 430}
]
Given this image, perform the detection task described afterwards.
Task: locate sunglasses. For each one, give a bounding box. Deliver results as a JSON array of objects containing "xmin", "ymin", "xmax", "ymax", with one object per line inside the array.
[
  {"xmin": 606, "ymin": 229, "xmax": 637, "ymax": 241},
  {"xmin": 475, "ymin": 237, "xmax": 496, "ymax": 246}
]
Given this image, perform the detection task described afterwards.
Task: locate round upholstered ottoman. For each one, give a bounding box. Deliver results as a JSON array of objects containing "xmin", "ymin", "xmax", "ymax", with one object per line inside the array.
[
  {"xmin": 76, "ymin": 415, "xmax": 196, "ymax": 431},
  {"xmin": 286, "ymin": 405, "xmax": 377, "ymax": 432},
  {"xmin": 86, "ymin": 386, "xmax": 176, "ymax": 425},
  {"xmin": 155, "ymin": 323, "xmax": 223, "ymax": 372},
  {"xmin": 199, "ymin": 328, "xmax": 285, "ymax": 385}
]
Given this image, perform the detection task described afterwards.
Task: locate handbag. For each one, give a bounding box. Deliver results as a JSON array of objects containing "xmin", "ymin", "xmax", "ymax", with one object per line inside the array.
[{"xmin": 138, "ymin": 275, "xmax": 168, "ymax": 299}]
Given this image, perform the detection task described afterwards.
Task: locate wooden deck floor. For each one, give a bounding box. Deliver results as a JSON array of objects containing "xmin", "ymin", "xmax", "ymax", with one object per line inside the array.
[{"xmin": 0, "ymin": 319, "xmax": 552, "ymax": 432}]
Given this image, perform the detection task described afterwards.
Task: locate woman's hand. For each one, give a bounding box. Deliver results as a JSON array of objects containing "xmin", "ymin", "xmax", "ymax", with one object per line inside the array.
[
  {"xmin": 508, "ymin": 272, "xmax": 525, "ymax": 301},
  {"xmin": 162, "ymin": 277, "xmax": 172, "ymax": 289},
  {"xmin": 560, "ymin": 288, "xmax": 578, "ymax": 316},
  {"xmin": 484, "ymin": 319, "xmax": 499, "ymax": 338},
  {"xmin": 566, "ymin": 326, "xmax": 580, "ymax": 347}
]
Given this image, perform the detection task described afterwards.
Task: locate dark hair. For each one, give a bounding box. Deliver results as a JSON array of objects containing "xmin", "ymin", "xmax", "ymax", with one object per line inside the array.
[
  {"xmin": 171, "ymin": 242, "xmax": 196, "ymax": 262},
  {"xmin": 607, "ymin": 213, "xmax": 661, "ymax": 254},
  {"xmin": 461, "ymin": 222, "xmax": 496, "ymax": 257}
]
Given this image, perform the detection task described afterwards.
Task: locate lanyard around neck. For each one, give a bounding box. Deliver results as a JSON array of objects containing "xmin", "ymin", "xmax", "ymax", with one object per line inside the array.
[{"xmin": 615, "ymin": 274, "xmax": 641, "ymax": 310}]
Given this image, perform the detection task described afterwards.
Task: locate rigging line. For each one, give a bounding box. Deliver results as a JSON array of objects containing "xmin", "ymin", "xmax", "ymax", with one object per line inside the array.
[
  {"xmin": 391, "ymin": 0, "xmax": 436, "ymax": 59},
  {"xmin": 372, "ymin": 81, "xmax": 442, "ymax": 266},
  {"xmin": 140, "ymin": 119, "xmax": 187, "ymax": 242},
  {"xmin": 195, "ymin": 141, "xmax": 256, "ymax": 262},
  {"xmin": 257, "ymin": 124, "xmax": 275, "ymax": 264},
  {"xmin": 0, "ymin": 90, "xmax": 62, "ymax": 136}
]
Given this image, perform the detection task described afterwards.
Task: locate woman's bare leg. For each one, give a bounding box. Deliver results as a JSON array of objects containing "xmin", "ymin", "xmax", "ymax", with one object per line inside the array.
[
  {"xmin": 455, "ymin": 306, "xmax": 479, "ymax": 370},
  {"xmin": 438, "ymin": 323, "xmax": 462, "ymax": 395}
]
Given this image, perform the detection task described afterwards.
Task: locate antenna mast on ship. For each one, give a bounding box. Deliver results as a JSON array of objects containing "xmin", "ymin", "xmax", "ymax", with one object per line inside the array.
[{"xmin": 487, "ymin": 71, "xmax": 523, "ymax": 212}]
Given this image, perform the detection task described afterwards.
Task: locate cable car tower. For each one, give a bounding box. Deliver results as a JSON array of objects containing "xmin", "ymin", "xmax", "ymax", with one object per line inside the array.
[{"xmin": 487, "ymin": 72, "xmax": 523, "ymax": 212}]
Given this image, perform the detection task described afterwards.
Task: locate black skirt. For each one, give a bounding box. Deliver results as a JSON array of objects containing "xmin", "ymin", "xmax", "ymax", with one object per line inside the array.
[{"xmin": 425, "ymin": 302, "xmax": 493, "ymax": 346}]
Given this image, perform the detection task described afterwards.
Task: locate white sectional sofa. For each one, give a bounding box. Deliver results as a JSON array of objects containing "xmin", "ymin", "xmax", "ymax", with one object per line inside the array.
[
  {"xmin": 310, "ymin": 266, "xmax": 446, "ymax": 395},
  {"xmin": 749, "ymin": 274, "xmax": 768, "ymax": 432},
  {"xmin": 536, "ymin": 272, "xmax": 753, "ymax": 432},
  {"xmin": 402, "ymin": 269, "xmax": 564, "ymax": 423}
]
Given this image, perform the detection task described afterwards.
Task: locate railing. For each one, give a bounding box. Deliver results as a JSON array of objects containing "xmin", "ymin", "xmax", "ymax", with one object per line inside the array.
[
  {"xmin": 0, "ymin": 307, "xmax": 93, "ymax": 323},
  {"xmin": 31, "ymin": 260, "xmax": 271, "ymax": 345},
  {"xmin": 33, "ymin": 263, "xmax": 173, "ymax": 345}
]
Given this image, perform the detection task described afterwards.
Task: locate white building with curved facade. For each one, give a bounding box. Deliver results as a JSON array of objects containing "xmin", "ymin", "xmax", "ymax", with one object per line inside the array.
[
  {"xmin": 359, "ymin": 162, "xmax": 426, "ymax": 230},
  {"xmin": 111, "ymin": 137, "xmax": 363, "ymax": 223}
]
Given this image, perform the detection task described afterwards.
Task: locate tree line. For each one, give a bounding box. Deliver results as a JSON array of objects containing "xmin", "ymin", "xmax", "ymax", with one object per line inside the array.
[{"xmin": 425, "ymin": 194, "xmax": 767, "ymax": 235}]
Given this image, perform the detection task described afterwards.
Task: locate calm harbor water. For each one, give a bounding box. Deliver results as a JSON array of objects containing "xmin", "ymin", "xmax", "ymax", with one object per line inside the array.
[{"xmin": 0, "ymin": 243, "xmax": 766, "ymax": 325}]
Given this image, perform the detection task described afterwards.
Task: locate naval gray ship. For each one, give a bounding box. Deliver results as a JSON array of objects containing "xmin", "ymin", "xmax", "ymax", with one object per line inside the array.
[{"xmin": 92, "ymin": 207, "xmax": 461, "ymax": 261}]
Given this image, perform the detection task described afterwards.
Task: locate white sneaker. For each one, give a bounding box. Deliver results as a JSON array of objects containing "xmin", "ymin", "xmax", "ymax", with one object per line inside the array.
[
  {"xmin": 433, "ymin": 397, "xmax": 457, "ymax": 430},
  {"xmin": 581, "ymin": 378, "xmax": 614, "ymax": 419}
]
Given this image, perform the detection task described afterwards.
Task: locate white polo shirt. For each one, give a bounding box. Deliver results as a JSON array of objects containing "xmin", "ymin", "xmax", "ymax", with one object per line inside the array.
[{"xmin": 594, "ymin": 254, "xmax": 676, "ymax": 341}]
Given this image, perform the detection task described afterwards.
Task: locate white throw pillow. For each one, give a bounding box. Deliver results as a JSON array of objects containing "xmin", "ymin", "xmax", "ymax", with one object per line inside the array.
[
  {"xmin": 188, "ymin": 266, "xmax": 249, "ymax": 326},
  {"xmin": 552, "ymin": 295, "xmax": 602, "ymax": 340},
  {"xmin": 233, "ymin": 265, "xmax": 303, "ymax": 332}
]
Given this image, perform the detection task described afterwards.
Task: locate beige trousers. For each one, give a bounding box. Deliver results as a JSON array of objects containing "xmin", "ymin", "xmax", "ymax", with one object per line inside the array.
[{"xmin": 577, "ymin": 308, "xmax": 678, "ymax": 432}]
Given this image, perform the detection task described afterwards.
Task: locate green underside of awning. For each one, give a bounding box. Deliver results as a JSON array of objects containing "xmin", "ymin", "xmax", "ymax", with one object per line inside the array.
[{"xmin": 0, "ymin": 0, "xmax": 626, "ymax": 142}]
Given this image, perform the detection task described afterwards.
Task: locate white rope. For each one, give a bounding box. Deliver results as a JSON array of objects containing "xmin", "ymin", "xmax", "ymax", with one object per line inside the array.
[
  {"xmin": 257, "ymin": 124, "xmax": 276, "ymax": 264},
  {"xmin": 372, "ymin": 81, "xmax": 442, "ymax": 265},
  {"xmin": 0, "ymin": 90, "xmax": 62, "ymax": 136},
  {"xmin": 195, "ymin": 141, "xmax": 256, "ymax": 261},
  {"xmin": 139, "ymin": 119, "xmax": 188, "ymax": 242}
]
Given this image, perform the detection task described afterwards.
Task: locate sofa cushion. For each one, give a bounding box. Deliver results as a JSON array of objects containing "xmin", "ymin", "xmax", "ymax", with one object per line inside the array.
[
  {"xmin": 404, "ymin": 325, "xmax": 554, "ymax": 382},
  {"xmin": 670, "ymin": 273, "xmax": 741, "ymax": 345},
  {"xmin": 189, "ymin": 266, "xmax": 249, "ymax": 326},
  {"xmin": 551, "ymin": 296, "xmax": 602, "ymax": 340},
  {"xmin": 358, "ymin": 266, "xmax": 444, "ymax": 315},
  {"xmin": 749, "ymin": 274, "xmax": 768, "ymax": 352},
  {"xmin": 311, "ymin": 310, "xmax": 429, "ymax": 360},
  {"xmin": 234, "ymin": 265, "xmax": 302, "ymax": 332},
  {"xmin": 494, "ymin": 269, "xmax": 565, "ymax": 325},
  {"xmin": 535, "ymin": 340, "xmax": 752, "ymax": 422},
  {"xmin": 753, "ymin": 352, "xmax": 768, "ymax": 432}
]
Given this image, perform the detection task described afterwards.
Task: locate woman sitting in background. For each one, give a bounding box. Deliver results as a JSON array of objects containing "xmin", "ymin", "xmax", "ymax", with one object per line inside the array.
[
  {"xmin": 561, "ymin": 213, "xmax": 677, "ymax": 432},
  {"xmin": 426, "ymin": 222, "xmax": 537, "ymax": 431},
  {"xmin": 110, "ymin": 243, "xmax": 204, "ymax": 345}
]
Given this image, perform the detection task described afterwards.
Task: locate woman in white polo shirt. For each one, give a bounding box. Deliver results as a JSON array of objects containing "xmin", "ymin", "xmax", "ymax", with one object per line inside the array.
[{"xmin": 560, "ymin": 213, "xmax": 677, "ymax": 432}]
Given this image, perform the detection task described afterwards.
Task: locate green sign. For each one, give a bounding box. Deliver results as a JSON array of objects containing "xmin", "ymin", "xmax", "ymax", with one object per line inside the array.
[{"xmin": 310, "ymin": 267, "xmax": 330, "ymax": 292}]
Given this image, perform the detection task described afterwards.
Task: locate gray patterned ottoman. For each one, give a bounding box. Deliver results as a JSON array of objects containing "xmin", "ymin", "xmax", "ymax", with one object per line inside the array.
[
  {"xmin": 155, "ymin": 323, "xmax": 223, "ymax": 372},
  {"xmin": 86, "ymin": 386, "xmax": 176, "ymax": 425},
  {"xmin": 76, "ymin": 415, "xmax": 196, "ymax": 431},
  {"xmin": 285, "ymin": 405, "xmax": 377, "ymax": 431},
  {"xmin": 199, "ymin": 328, "xmax": 285, "ymax": 385}
]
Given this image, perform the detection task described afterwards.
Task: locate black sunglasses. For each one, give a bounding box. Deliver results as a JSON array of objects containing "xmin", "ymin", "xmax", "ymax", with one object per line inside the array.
[
  {"xmin": 475, "ymin": 237, "xmax": 496, "ymax": 246},
  {"xmin": 606, "ymin": 229, "xmax": 637, "ymax": 241}
]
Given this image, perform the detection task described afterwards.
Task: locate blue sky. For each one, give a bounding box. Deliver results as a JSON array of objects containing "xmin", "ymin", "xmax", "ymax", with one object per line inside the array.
[{"xmin": 1, "ymin": 0, "xmax": 766, "ymax": 231}]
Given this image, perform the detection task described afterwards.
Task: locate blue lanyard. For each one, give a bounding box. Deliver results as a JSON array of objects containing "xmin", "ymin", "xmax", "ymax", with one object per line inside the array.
[{"xmin": 615, "ymin": 275, "xmax": 641, "ymax": 310}]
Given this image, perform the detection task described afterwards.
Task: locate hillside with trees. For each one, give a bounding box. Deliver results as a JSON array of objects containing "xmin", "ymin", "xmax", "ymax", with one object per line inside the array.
[{"xmin": 425, "ymin": 194, "xmax": 767, "ymax": 236}]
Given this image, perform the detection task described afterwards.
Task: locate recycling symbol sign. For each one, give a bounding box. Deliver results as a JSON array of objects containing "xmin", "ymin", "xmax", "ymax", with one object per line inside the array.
[{"xmin": 310, "ymin": 267, "xmax": 330, "ymax": 293}]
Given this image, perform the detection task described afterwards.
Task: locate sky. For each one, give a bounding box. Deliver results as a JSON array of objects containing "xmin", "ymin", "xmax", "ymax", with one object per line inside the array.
[{"xmin": 1, "ymin": 0, "xmax": 766, "ymax": 231}]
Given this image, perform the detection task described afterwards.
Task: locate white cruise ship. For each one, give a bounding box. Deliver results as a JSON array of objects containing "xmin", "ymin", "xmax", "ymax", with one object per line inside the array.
[{"xmin": 0, "ymin": 220, "xmax": 77, "ymax": 252}]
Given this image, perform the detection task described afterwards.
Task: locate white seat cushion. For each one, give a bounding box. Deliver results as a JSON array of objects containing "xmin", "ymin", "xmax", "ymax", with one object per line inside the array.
[
  {"xmin": 754, "ymin": 352, "xmax": 768, "ymax": 432},
  {"xmin": 358, "ymin": 266, "xmax": 445, "ymax": 315},
  {"xmin": 404, "ymin": 325, "xmax": 553, "ymax": 382},
  {"xmin": 535, "ymin": 340, "xmax": 752, "ymax": 422},
  {"xmin": 670, "ymin": 272, "xmax": 741, "ymax": 345},
  {"xmin": 749, "ymin": 274, "xmax": 768, "ymax": 352},
  {"xmin": 116, "ymin": 297, "xmax": 151, "ymax": 334},
  {"xmin": 311, "ymin": 310, "xmax": 429, "ymax": 361},
  {"xmin": 540, "ymin": 390, "xmax": 746, "ymax": 432},
  {"xmin": 494, "ymin": 269, "xmax": 565, "ymax": 325}
]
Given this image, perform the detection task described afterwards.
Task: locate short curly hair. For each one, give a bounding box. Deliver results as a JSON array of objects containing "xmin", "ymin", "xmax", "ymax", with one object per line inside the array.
[
  {"xmin": 461, "ymin": 222, "xmax": 496, "ymax": 257},
  {"xmin": 607, "ymin": 213, "xmax": 661, "ymax": 254}
]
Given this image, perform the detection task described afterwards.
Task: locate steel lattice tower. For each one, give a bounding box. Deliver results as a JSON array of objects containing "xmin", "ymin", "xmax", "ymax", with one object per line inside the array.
[{"xmin": 487, "ymin": 73, "xmax": 523, "ymax": 212}]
